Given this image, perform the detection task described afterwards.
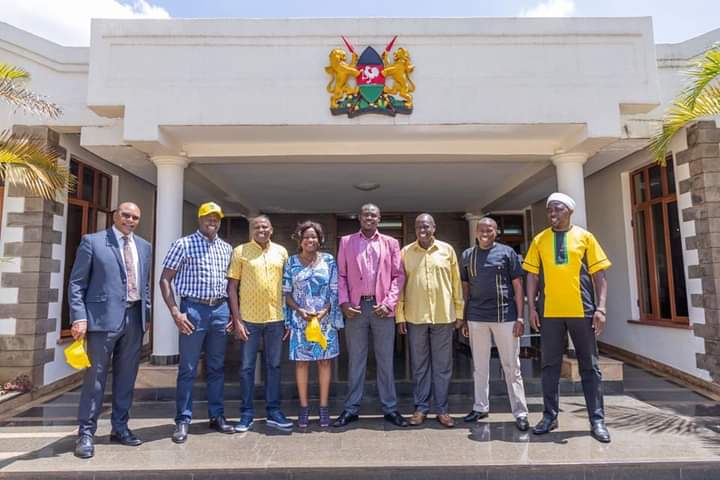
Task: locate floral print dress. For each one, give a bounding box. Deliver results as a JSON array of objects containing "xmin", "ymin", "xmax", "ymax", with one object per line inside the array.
[{"xmin": 283, "ymin": 252, "xmax": 342, "ymax": 361}]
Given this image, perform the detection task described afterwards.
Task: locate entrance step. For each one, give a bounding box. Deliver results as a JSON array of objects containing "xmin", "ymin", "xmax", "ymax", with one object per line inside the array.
[{"xmin": 3, "ymin": 462, "xmax": 719, "ymax": 479}]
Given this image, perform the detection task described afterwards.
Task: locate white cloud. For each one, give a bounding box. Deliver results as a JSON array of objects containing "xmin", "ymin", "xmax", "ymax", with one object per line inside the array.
[
  {"xmin": 521, "ymin": 0, "xmax": 576, "ymax": 17},
  {"xmin": 2, "ymin": 0, "xmax": 170, "ymax": 46}
]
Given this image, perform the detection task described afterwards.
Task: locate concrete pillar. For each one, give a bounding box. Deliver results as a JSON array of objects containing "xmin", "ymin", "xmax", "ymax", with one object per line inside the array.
[
  {"xmin": 464, "ymin": 213, "xmax": 483, "ymax": 247},
  {"xmin": 551, "ymin": 152, "xmax": 589, "ymax": 229},
  {"xmin": 151, "ymin": 155, "xmax": 188, "ymax": 365}
]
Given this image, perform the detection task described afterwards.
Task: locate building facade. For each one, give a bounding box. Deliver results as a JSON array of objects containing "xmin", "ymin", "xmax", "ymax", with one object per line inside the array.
[{"xmin": 0, "ymin": 17, "xmax": 718, "ymax": 391}]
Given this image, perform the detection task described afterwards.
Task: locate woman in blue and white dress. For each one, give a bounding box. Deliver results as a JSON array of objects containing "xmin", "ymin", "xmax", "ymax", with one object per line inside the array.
[{"xmin": 283, "ymin": 221, "xmax": 342, "ymax": 428}]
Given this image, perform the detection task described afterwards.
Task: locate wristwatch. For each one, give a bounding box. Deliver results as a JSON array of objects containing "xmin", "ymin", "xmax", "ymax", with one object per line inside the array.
[{"xmin": 595, "ymin": 308, "xmax": 607, "ymax": 315}]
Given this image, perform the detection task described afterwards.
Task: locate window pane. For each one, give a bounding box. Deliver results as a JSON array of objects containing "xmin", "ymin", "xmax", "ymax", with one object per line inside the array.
[
  {"xmin": 649, "ymin": 165, "xmax": 663, "ymax": 199},
  {"xmin": 633, "ymin": 172, "xmax": 645, "ymax": 204},
  {"xmin": 634, "ymin": 210, "xmax": 652, "ymax": 315},
  {"xmin": 62, "ymin": 203, "xmax": 85, "ymax": 331},
  {"xmin": 81, "ymin": 167, "xmax": 94, "ymax": 202},
  {"xmin": 666, "ymin": 160, "xmax": 676, "ymax": 194},
  {"xmin": 501, "ymin": 215, "xmax": 524, "ymax": 236},
  {"xmin": 96, "ymin": 210, "xmax": 108, "ymax": 232},
  {"xmin": 69, "ymin": 160, "xmax": 79, "ymax": 198},
  {"xmin": 651, "ymin": 203, "xmax": 671, "ymax": 318},
  {"xmin": 667, "ymin": 201, "xmax": 688, "ymax": 317},
  {"xmin": 98, "ymin": 175, "xmax": 110, "ymax": 209}
]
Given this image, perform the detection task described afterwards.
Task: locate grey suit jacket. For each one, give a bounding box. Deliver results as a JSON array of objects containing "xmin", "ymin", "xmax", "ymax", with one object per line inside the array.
[{"xmin": 68, "ymin": 228, "xmax": 152, "ymax": 332}]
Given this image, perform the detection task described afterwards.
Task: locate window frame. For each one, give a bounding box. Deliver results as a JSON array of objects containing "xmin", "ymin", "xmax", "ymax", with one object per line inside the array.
[
  {"xmin": 628, "ymin": 158, "xmax": 690, "ymax": 328},
  {"xmin": 61, "ymin": 158, "xmax": 114, "ymax": 338}
]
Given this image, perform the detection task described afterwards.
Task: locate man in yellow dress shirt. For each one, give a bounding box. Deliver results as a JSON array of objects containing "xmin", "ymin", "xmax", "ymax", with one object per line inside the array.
[
  {"xmin": 397, "ymin": 214, "xmax": 464, "ymax": 427},
  {"xmin": 227, "ymin": 215, "xmax": 291, "ymax": 431}
]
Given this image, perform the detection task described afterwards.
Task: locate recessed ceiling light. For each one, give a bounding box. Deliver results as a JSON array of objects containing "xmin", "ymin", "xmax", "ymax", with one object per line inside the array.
[{"xmin": 353, "ymin": 182, "xmax": 380, "ymax": 191}]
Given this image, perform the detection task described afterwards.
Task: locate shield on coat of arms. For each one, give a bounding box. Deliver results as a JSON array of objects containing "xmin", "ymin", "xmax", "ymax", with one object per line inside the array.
[{"xmin": 356, "ymin": 46, "xmax": 384, "ymax": 103}]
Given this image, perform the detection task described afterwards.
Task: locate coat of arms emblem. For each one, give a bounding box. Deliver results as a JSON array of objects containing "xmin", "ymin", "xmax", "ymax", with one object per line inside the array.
[{"xmin": 325, "ymin": 36, "xmax": 415, "ymax": 117}]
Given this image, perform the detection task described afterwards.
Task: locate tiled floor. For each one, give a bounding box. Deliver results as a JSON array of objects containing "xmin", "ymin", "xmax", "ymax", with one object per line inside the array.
[{"xmin": 0, "ymin": 363, "xmax": 718, "ymax": 478}]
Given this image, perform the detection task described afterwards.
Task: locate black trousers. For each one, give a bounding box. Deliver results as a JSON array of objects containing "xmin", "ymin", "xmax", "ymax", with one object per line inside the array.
[{"xmin": 540, "ymin": 317, "xmax": 604, "ymax": 424}]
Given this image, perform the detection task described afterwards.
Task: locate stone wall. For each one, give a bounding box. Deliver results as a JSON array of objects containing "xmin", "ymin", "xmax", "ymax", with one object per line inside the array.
[
  {"xmin": 678, "ymin": 120, "xmax": 720, "ymax": 383},
  {"xmin": 0, "ymin": 128, "xmax": 65, "ymax": 384}
]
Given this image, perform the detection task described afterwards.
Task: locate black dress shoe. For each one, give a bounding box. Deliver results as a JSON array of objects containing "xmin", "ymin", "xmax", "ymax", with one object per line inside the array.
[
  {"xmin": 110, "ymin": 428, "xmax": 143, "ymax": 446},
  {"xmin": 590, "ymin": 421, "xmax": 611, "ymax": 443},
  {"xmin": 463, "ymin": 410, "xmax": 489, "ymax": 422},
  {"xmin": 209, "ymin": 416, "xmax": 235, "ymax": 434},
  {"xmin": 74, "ymin": 434, "xmax": 94, "ymax": 459},
  {"xmin": 384, "ymin": 411, "xmax": 409, "ymax": 427},
  {"xmin": 172, "ymin": 422, "xmax": 189, "ymax": 444},
  {"xmin": 332, "ymin": 410, "xmax": 359, "ymax": 428},
  {"xmin": 515, "ymin": 416, "xmax": 530, "ymax": 432},
  {"xmin": 532, "ymin": 417, "xmax": 558, "ymax": 435}
]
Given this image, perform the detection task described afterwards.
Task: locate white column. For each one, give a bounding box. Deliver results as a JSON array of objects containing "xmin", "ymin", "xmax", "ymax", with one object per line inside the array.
[
  {"xmin": 151, "ymin": 155, "xmax": 188, "ymax": 364},
  {"xmin": 464, "ymin": 213, "xmax": 484, "ymax": 247},
  {"xmin": 551, "ymin": 152, "xmax": 589, "ymax": 229}
]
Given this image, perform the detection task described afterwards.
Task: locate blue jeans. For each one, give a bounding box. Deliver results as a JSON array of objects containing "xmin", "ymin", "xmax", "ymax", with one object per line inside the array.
[
  {"xmin": 175, "ymin": 299, "xmax": 229, "ymax": 423},
  {"xmin": 239, "ymin": 321, "xmax": 284, "ymax": 418}
]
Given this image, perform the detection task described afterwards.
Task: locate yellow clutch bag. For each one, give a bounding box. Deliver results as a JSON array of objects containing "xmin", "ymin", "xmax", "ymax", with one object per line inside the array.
[
  {"xmin": 305, "ymin": 315, "xmax": 328, "ymax": 351},
  {"xmin": 64, "ymin": 339, "xmax": 91, "ymax": 370}
]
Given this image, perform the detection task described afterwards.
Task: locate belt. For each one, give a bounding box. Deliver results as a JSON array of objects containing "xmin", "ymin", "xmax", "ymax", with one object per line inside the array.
[
  {"xmin": 360, "ymin": 295, "xmax": 375, "ymax": 301},
  {"xmin": 183, "ymin": 296, "xmax": 227, "ymax": 307},
  {"xmin": 126, "ymin": 300, "xmax": 140, "ymax": 308}
]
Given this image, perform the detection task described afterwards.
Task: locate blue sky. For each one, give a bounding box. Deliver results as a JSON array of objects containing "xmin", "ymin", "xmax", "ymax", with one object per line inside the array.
[
  {"xmin": 143, "ymin": 0, "xmax": 720, "ymax": 43},
  {"xmin": 3, "ymin": 0, "xmax": 720, "ymax": 46}
]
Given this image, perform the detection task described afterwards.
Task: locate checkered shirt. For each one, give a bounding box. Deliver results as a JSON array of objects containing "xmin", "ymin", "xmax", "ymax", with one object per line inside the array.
[{"xmin": 162, "ymin": 230, "xmax": 233, "ymax": 300}]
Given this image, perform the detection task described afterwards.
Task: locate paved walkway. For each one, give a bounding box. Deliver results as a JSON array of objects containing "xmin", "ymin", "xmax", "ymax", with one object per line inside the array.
[{"xmin": 0, "ymin": 365, "xmax": 718, "ymax": 478}]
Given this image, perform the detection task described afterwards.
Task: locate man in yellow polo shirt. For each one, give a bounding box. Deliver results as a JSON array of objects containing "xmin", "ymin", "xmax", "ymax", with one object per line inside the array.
[
  {"xmin": 227, "ymin": 215, "xmax": 290, "ymax": 432},
  {"xmin": 397, "ymin": 214, "xmax": 464, "ymax": 428},
  {"xmin": 523, "ymin": 192, "xmax": 612, "ymax": 443}
]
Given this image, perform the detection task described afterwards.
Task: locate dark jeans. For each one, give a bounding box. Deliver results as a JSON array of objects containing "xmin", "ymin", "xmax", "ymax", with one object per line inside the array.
[
  {"xmin": 239, "ymin": 320, "xmax": 284, "ymax": 418},
  {"xmin": 540, "ymin": 316, "xmax": 605, "ymax": 424},
  {"xmin": 78, "ymin": 303, "xmax": 142, "ymax": 436},
  {"xmin": 175, "ymin": 299, "xmax": 229, "ymax": 423}
]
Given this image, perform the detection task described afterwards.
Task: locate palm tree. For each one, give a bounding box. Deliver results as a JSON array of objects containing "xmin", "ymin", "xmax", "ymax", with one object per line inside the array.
[
  {"xmin": 0, "ymin": 63, "xmax": 72, "ymax": 199},
  {"xmin": 650, "ymin": 45, "xmax": 720, "ymax": 165}
]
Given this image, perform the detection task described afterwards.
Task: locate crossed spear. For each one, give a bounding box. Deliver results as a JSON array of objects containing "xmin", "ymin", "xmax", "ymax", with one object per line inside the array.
[{"xmin": 341, "ymin": 35, "xmax": 397, "ymax": 56}]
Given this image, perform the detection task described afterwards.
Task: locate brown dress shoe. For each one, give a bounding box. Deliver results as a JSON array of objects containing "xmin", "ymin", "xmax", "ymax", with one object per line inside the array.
[
  {"xmin": 437, "ymin": 414, "xmax": 455, "ymax": 428},
  {"xmin": 409, "ymin": 411, "xmax": 426, "ymax": 426}
]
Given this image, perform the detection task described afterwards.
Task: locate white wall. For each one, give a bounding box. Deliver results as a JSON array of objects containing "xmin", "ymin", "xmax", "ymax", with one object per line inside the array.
[
  {"xmin": 0, "ymin": 22, "xmax": 112, "ymax": 132},
  {"xmin": 86, "ymin": 17, "xmax": 659, "ymax": 143},
  {"xmin": 585, "ymin": 146, "xmax": 710, "ymax": 381}
]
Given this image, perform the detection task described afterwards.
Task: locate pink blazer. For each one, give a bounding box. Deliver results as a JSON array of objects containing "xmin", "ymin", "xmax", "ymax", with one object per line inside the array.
[{"xmin": 337, "ymin": 231, "xmax": 405, "ymax": 315}]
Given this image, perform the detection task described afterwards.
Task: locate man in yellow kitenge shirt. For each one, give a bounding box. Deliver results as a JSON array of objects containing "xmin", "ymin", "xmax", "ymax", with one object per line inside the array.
[
  {"xmin": 227, "ymin": 215, "xmax": 290, "ymax": 432},
  {"xmin": 397, "ymin": 214, "xmax": 464, "ymax": 428},
  {"xmin": 523, "ymin": 192, "xmax": 612, "ymax": 443}
]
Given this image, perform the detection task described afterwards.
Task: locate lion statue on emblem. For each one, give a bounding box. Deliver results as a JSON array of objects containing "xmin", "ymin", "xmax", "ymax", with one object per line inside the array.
[
  {"xmin": 325, "ymin": 48, "xmax": 360, "ymax": 108},
  {"xmin": 382, "ymin": 47, "xmax": 415, "ymax": 108}
]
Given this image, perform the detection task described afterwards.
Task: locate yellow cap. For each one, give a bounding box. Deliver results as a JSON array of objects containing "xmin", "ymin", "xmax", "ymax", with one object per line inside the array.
[
  {"xmin": 198, "ymin": 202, "xmax": 224, "ymax": 219},
  {"xmin": 64, "ymin": 339, "xmax": 91, "ymax": 370}
]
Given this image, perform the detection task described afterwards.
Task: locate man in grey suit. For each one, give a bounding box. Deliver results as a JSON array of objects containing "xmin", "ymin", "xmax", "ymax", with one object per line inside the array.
[{"xmin": 68, "ymin": 202, "xmax": 152, "ymax": 459}]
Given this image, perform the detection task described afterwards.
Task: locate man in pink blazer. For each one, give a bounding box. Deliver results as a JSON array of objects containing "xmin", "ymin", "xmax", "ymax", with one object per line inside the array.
[{"xmin": 333, "ymin": 203, "xmax": 408, "ymax": 428}]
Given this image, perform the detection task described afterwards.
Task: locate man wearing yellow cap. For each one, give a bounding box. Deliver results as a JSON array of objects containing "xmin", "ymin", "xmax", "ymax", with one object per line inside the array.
[{"xmin": 159, "ymin": 202, "xmax": 235, "ymax": 443}]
